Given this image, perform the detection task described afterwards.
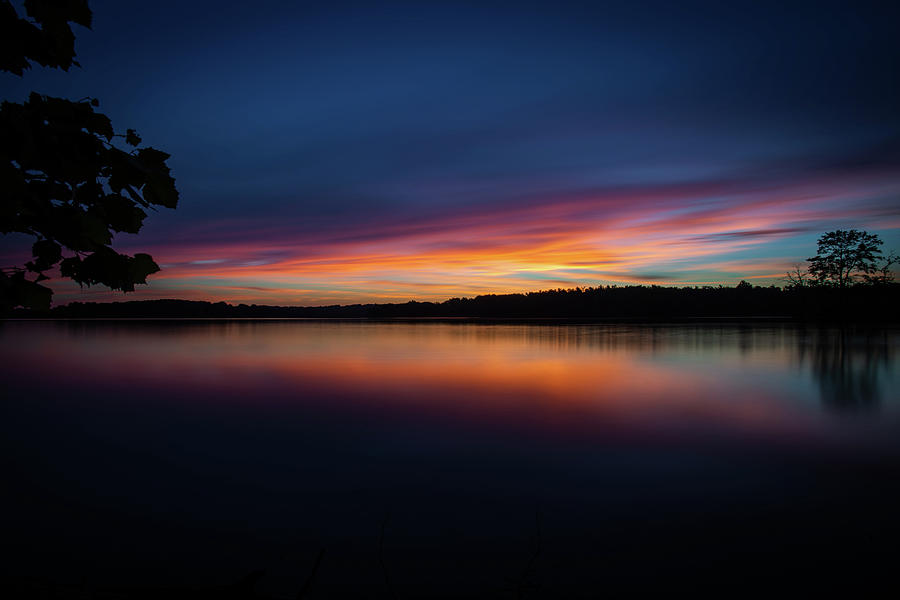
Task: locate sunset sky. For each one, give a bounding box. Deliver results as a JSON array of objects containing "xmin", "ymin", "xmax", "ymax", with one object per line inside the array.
[{"xmin": 2, "ymin": 0, "xmax": 899, "ymax": 305}]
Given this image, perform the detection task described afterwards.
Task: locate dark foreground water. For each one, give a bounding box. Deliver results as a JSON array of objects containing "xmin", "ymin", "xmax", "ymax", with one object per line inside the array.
[{"xmin": 2, "ymin": 320, "xmax": 899, "ymax": 597}]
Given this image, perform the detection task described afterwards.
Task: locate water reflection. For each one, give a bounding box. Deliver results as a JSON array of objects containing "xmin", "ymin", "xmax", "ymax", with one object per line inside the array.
[
  {"xmin": 2, "ymin": 321, "xmax": 897, "ymax": 436},
  {"xmin": 797, "ymin": 328, "xmax": 894, "ymax": 412},
  {"xmin": 1, "ymin": 321, "xmax": 899, "ymax": 596}
]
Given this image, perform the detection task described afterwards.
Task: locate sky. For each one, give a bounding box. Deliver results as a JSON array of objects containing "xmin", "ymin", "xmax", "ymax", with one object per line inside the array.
[{"xmin": 2, "ymin": 0, "xmax": 899, "ymax": 305}]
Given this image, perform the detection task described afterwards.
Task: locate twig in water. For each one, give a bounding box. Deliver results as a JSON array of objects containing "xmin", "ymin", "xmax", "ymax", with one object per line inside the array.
[
  {"xmin": 513, "ymin": 510, "xmax": 543, "ymax": 599},
  {"xmin": 379, "ymin": 511, "xmax": 397, "ymax": 600},
  {"xmin": 296, "ymin": 547, "xmax": 325, "ymax": 599}
]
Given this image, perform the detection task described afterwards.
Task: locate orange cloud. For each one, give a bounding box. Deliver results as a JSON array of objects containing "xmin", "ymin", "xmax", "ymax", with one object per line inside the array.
[{"xmin": 42, "ymin": 167, "xmax": 900, "ymax": 305}]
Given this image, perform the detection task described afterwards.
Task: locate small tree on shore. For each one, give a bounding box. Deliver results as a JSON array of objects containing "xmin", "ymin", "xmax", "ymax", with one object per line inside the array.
[
  {"xmin": 864, "ymin": 251, "xmax": 898, "ymax": 285},
  {"xmin": 784, "ymin": 263, "xmax": 809, "ymax": 288}
]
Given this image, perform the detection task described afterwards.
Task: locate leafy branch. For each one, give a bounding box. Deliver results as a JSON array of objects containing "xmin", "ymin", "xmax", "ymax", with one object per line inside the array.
[{"xmin": 0, "ymin": 0, "xmax": 178, "ymax": 310}]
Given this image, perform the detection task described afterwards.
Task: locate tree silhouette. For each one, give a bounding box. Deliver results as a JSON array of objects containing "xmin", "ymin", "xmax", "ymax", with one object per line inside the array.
[
  {"xmin": 806, "ymin": 229, "xmax": 883, "ymax": 288},
  {"xmin": 0, "ymin": 0, "xmax": 177, "ymax": 310}
]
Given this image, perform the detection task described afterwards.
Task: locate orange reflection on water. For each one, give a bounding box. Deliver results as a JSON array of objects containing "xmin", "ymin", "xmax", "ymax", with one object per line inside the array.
[
  {"xmin": 3, "ymin": 321, "xmax": 854, "ymax": 445},
  {"xmin": 232, "ymin": 349, "xmax": 802, "ymax": 440}
]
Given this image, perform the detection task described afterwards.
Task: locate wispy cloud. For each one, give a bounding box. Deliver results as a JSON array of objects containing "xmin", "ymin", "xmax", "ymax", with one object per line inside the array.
[{"xmin": 41, "ymin": 160, "xmax": 898, "ymax": 306}]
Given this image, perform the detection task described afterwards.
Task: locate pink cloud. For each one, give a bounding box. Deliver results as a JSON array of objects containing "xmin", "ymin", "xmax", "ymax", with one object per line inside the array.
[{"xmin": 41, "ymin": 167, "xmax": 900, "ymax": 305}]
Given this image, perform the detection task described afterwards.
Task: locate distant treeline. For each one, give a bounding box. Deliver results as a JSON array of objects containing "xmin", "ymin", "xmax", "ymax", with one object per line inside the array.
[{"xmin": 6, "ymin": 283, "xmax": 900, "ymax": 321}]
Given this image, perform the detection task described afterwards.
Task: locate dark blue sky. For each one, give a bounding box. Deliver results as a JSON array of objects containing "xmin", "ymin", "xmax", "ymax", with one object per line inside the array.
[{"xmin": 3, "ymin": 0, "xmax": 899, "ymax": 304}]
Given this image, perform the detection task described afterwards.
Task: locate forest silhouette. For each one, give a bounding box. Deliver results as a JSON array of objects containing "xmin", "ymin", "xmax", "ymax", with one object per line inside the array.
[{"xmin": 12, "ymin": 281, "xmax": 898, "ymax": 321}]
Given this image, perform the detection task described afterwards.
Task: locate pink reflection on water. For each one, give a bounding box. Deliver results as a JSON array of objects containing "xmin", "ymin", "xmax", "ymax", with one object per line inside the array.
[{"xmin": 4, "ymin": 321, "xmax": 898, "ymax": 449}]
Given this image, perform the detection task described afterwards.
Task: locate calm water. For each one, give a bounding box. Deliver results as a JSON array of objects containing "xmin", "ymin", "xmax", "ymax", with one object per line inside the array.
[{"xmin": 2, "ymin": 321, "xmax": 899, "ymax": 596}]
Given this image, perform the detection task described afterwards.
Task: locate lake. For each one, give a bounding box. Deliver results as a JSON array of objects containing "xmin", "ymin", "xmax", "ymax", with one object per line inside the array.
[{"xmin": 2, "ymin": 320, "xmax": 899, "ymax": 596}]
